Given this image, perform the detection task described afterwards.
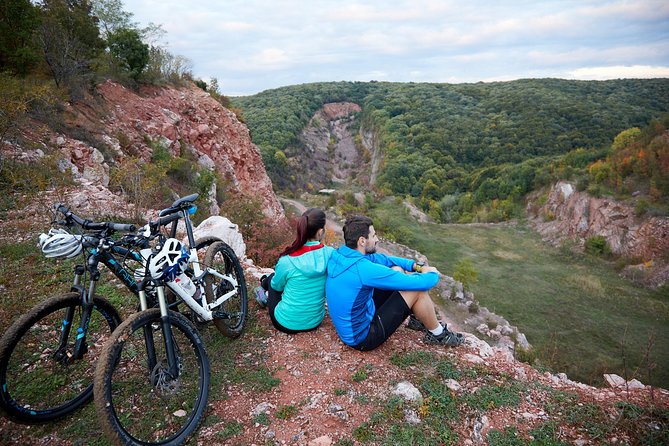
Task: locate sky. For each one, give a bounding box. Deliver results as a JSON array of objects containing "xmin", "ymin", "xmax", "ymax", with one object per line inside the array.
[{"xmin": 122, "ymin": 0, "xmax": 669, "ymax": 96}]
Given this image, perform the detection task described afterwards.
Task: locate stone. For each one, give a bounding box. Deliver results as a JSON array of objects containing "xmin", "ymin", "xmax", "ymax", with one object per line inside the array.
[
  {"xmin": 308, "ymin": 435, "xmax": 332, "ymax": 446},
  {"xmin": 604, "ymin": 374, "xmax": 627, "ymax": 388},
  {"xmin": 404, "ymin": 409, "xmax": 421, "ymax": 425},
  {"xmin": 393, "ymin": 381, "xmax": 422, "ymax": 402},
  {"xmin": 628, "ymin": 379, "xmax": 645, "ymax": 389},
  {"xmin": 251, "ymin": 402, "xmax": 274, "ymax": 417},
  {"xmin": 464, "ymin": 354, "xmax": 485, "ymax": 364},
  {"xmin": 476, "ymin": 323, "xmax": 490, "ymax": 336},
  {"xmin": 444, "ymin": 379, "xmax": 461, "ymax": 392},
  {"xmin": 192, "ymin": 216, "xmax": 247, "ymax": 258}
]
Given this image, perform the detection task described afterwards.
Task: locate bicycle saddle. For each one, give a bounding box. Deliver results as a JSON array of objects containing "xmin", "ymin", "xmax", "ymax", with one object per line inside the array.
[{"xmin": 159, "ymin": 194, "xmax": 199, "ymax": 217}]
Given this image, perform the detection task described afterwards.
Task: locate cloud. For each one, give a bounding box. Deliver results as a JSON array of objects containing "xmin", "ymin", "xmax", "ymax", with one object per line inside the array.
[
  {"xmin": 567, "ymin": 65, "xmax": 669, "ymax": 80},
  {"xmin": 123, "ymin": 0, "xmax": 669, "ymax": 95}
]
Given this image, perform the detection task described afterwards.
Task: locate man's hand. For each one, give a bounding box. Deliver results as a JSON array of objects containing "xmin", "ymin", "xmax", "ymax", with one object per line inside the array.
[{"xmin": 421, "ymin": 265, "xmax": 440, "ymax": 275}]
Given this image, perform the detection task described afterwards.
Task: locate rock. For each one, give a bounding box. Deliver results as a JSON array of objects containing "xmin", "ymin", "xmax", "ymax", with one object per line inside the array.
[
  {"xmin": 328, "ymin": 403, "xmax": 348, "ymax": 420},
  {"xmin": 464, "ymin": 354, "xmax": 485, "ymax": 364},
  {"xmin": 530, "ymin": 180, "xmax": 669, "ymax": 288},
  {"xmin": 465, "ymin": 335, "xmax": 494, "ymax": 357},
  {"xmin": 514, "ymin": 367, "xmax": 528, "ymax": 382},
  {"xmin": 192, "ymin": 216, "xmax": 247, "ymax": 258},
  {"xmin": 472, "ymin": 415, "xmax": 489, "ymax": 442},
  {"xmin": 476, "ymin": 324, "xmax": 490, "ymax": 336},
  {"xmin": 515, "ymin": 333, "xmax": 531, "ymax": 350},
  {"xmin": 628, "ymin": 379, "xmax": 645, "ymax": 389},
  {"xmin": 499, "ymin": 324, "xmax": 513, "ymax": 336},
  {"xmin": 604, "ymin": 374, "xmax": 627, "ymax": 388},
  {"xmin": 404, "ymin": 409, "xmax": 421, "ymax": 425},
  {"xmin": 444, "ymin": 379, "xmax": 461, "ymax": 392},
  {"xmin": 251, "ymin": 402, "xmax": 274, "ymax": 417},
  {"xmin": 308, "ymin": 435, "xmax": 332, "ymax": 446},
  {"xmin": 393, "ymin": 381, "xmax": 422, "ymax": 402}
]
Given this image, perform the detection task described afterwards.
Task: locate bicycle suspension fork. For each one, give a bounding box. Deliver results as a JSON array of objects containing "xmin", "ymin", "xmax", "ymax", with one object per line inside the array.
[
  {"xmin": 139, "ymin": 282, "xmax": 180, "ymax": 380},
  {"xmin": 55, "ymin": 264, "xmax": 99, "ymax": 363}
]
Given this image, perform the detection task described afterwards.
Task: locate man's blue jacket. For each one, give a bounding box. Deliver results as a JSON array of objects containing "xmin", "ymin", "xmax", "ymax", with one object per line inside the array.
[{"xmin": 325, "ymin": 245, "xmax": 439, "ymax": 346}]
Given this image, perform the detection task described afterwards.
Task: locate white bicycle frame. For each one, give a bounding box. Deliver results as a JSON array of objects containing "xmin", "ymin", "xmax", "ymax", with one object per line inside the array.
[
  {"xmin": 138, "ymin": 242, "xmax": 240, "ymax": 322},
  {"xmin": 164, "ymin": 247, "xmax": 240, "ymax": 321}
]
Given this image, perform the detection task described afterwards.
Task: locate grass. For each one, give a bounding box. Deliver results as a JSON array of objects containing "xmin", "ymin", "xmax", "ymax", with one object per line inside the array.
[
  {"xmin": 0, "ymin": 237, "xmax": 280, "ymax": 444},
  {"xmin": 371, "ymin": 199, "xmax": 669, "ymax": 387}
]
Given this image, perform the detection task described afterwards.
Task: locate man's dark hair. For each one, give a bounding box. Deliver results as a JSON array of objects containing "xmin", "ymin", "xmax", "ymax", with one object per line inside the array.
[{"xmin": 343, "ymin": 215, "xmax": 373, "ymax": 248}]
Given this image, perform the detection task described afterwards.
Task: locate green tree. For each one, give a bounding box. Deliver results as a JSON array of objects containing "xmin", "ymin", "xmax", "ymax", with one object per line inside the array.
[
  {"xmin": 107, "ymin": 27, "xmax": 149, "ymax": 80},
  {"xmin": 90, "ymin": 0, "xmax": 133, "ymax": 38},
  {"xmin": 37, "ymin": 0, "xmax": 105, "ymax": 97},
  {"xmin": 0, "ymin": 0, "xmax": 41, "ymax": 75}
]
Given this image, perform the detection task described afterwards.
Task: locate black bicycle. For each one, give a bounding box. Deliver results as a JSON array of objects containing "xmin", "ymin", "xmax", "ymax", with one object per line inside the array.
[
  {"xmin": 0, "ymin": 194, "xmax": 247, "ymax": 428},
  {"xmin": 0, "ymin": 209, "xmax": 139, "ymax": 423}
]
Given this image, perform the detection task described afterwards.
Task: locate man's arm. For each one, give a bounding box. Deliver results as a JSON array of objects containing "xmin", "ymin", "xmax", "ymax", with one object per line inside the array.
[
  {"xmin": 360, "ymin": 260, "xmax": 439, "ymax": 291},
  {"xmin": 367, "ymin": 252, "xmax": 415, "ymax": 272}
]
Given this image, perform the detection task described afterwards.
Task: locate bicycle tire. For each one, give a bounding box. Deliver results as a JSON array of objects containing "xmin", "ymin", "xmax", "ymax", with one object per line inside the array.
[
  {"xmin": 94, "ymin": 309, "xmax": 210, "ymax": 446},
  {"xmin": 0, "ymin": 292, "xmax": 121, "ymax": 423},
  {"xmin": 203, "ymin": 241, "xmax": 248, "ymax": 338}
]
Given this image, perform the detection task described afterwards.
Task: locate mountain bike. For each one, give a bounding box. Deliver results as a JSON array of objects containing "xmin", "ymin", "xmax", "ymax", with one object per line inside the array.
[
  {"xmin": 138, "ymin": 193, "xmax": 248, "ymax": 338},
  {"xmin": 0, "ymin": 209, "xmax": 140, "ymax": 423},
  {"xmin": 94, "ymin": 274, "xmax": 210, "ymax": 445},
  {"xmin": 0, "ymin": 194, "xmax": 247, "ymax": 425},
  {"xmin": 92, "ymin": 193, "xmax": 248, "ymax": 445}
]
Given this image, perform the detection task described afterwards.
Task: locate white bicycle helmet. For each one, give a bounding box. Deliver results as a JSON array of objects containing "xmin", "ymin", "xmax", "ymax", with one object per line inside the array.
[
  {"xmin": 38, "ymin": 228, "xmax": 83, "ymax": 259},
  {"xmin": 148, "ymin": 238, "xmax": 190, "ymax": 281}
]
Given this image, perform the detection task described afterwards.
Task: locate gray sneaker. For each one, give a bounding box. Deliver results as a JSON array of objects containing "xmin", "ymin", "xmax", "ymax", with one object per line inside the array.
[
  {"xmin": 406, "ymin": 315, "xmax": 426, "ymax": 331},
  {"xmin": 424, "ymin": 327, "xmax": 464, "ymax": 347}
]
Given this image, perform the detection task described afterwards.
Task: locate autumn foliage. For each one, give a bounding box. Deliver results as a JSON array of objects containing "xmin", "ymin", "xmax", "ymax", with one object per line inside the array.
[{"xmin": 587, "ymin": 118, "xmax": 669, "ymax": 204}]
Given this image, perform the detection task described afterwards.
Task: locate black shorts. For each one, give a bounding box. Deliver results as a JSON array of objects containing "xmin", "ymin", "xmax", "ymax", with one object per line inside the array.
[{"xmin": 352, "ymin": 289, "xmax": 411, "ymax": 351}]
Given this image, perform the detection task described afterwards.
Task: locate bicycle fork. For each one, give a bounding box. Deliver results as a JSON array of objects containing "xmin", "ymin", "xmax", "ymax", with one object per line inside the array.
[
  {"xmin": 55, "ymin": 265, "xmax": 96, "ymax": 364},
  {"xmin": 139, "ymin": 284, "xmax": 180, "ymax": 382}
]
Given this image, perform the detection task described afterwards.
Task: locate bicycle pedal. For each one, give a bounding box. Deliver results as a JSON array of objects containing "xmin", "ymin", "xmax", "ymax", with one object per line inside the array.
[{"xmin": 212, "ymin": 311, "xmax": 231, "ymax": 319}]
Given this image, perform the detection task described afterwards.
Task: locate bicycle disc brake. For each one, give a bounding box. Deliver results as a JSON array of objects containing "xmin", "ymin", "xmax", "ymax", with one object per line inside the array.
[{"xmin": 150, "ymin": 361, "xmax": 181, "ymax": 394}]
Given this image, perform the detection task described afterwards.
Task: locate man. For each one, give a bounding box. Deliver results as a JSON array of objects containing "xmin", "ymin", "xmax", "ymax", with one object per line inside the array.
[{"xmin": 326, "ymin": 215, "xmax": 464, "ymax": 351}]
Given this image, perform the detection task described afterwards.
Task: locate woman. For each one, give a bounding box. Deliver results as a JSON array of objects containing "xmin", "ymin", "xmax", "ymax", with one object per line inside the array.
[{"xmin": 257, "ymin": 208, "xmax": 334, "ymax": 334}]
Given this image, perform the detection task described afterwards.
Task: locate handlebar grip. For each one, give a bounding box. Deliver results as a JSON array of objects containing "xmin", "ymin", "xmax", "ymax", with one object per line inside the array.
[
  {"xmin": 109, "ymin": 223, "xmax": 137, "ymax": 233},
  {"xmin": 152, "ymin": 212, "xmax": 181, "ymax": 229}
]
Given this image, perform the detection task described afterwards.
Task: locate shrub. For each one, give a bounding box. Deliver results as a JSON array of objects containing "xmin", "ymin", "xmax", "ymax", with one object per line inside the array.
[
  {"xmin": 220, "ymin": 193, "xmax": 293, "ymax": 267},
  {"xmin": 584, "ymin": 235, "xmax": 610, "ymax": 257},
  {"xmin": 453, "ymin": 258, "xmax": 478, "ymax": 290},
  {"xmin": 635, "ymin": 198, "xmax": 649, "ymax": 217}
]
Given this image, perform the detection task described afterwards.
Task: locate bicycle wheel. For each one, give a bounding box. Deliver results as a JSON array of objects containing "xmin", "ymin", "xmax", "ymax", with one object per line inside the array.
[
  {"xmin": 0, "ymin": 292, "xmax": 121, "ymax": 423},
  {"xmin": 203, "ymin": 241, "xmax": 248, "ymax": 338},
  {"xmin": 94, "ymin": 309, "xmax": 210, "ymax": 445}
]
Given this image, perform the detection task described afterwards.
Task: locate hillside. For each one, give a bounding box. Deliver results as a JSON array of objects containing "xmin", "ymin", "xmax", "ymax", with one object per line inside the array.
[
  {"xmin": 0, "ymin": 79, "xmax": 667, "ymax": 444},
  {"xmin": 232, "ymin": 79, "xmax": 669, "ymax": 223}
]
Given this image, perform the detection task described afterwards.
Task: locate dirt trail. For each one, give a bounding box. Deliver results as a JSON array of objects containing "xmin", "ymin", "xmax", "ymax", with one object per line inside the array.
[{"xmin": 280, "ymin": 198, "xmax": 343, "ymax": 235}]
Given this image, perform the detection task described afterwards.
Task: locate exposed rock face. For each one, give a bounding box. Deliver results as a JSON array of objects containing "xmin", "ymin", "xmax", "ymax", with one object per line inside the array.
[
  {"xmin": 287, "ymin": 102, "xmax": 364, "ymax": 191},
  {"xmin": 11, "ymin": 81, "xmax": 283, "ymax": 219},
  {"xmin": 92, "ymin": 81, "xmax": 283, "ymax": 218},
  {"xmin": 528, "ymin": 181, "xmax": 669, "ymax": 287}
]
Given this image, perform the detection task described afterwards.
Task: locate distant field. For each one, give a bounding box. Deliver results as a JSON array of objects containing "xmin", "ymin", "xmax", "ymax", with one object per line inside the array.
[{"xmin": 371, "ymin": 200, "xmax": 669, "ymax": 388}]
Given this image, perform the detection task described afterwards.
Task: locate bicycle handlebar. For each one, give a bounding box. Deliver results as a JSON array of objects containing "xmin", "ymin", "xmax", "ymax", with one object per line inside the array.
[{"xmin": 55, "ymin": 203, "xmax": 136, "ymax": 233}]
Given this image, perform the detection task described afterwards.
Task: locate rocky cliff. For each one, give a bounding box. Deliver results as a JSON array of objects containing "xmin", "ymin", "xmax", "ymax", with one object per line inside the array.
[
  {"xmin": 285, "ymin": 102, "xmax": 373, "ymax": 191},
  {"xmin": 528, "ymin": 181, "xmax": 669, "ymax": 287},
  {"xmin": 8, "ymin": 80, "xmax": 283, "ymax": 219}
]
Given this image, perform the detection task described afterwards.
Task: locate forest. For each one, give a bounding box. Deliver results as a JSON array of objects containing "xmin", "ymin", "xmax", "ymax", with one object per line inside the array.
[{"xmin": 232, "ymin": 79, "xmax": 669, "ymax": 222}]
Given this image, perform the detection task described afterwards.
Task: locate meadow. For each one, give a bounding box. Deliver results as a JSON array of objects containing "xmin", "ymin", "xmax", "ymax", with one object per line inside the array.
[{"xmin": 371, "ymin": 200, "xmax": 669, "ymax": 388}]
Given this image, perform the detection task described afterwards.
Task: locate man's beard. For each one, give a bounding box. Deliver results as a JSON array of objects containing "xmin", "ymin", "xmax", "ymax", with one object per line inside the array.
[{"xmin": 364, "ymin": 244, "xmax": 377, "ymax": 254}]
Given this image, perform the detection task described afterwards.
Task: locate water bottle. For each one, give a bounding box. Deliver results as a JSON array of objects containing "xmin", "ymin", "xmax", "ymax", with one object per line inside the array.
[{"xmin": 175, "ymin": 272, "xmax": 202, "ymax": 302}]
